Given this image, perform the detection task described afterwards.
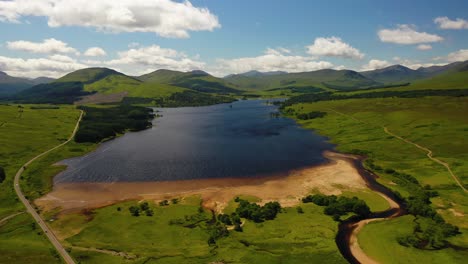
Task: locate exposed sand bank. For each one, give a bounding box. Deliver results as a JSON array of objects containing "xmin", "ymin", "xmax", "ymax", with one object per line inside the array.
[{"xmin": 36, "ymin": 151, "xmax": 368, "ymax": 213}]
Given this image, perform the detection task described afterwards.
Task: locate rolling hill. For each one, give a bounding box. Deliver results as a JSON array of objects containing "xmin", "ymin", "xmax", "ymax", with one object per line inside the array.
[
  {"xmin": 0, "ymin": 71, "xmax": 54, "ymax": 96},
  {"xmin": 12, "ymin": 67, "xmax": 237, "ymax": 105},
  {"xmin": 224, "ymin": 69, "xmax": 380, "ymax": 91},
  {"xmin": 139, "ymin": 69, "xmax": 241, "ymax": 94}
]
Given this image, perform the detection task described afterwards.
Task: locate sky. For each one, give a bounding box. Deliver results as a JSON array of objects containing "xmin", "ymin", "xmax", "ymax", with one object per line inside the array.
[{"xmin": 0, "ymin": 0, "xmax": 467, "ymax": 78}]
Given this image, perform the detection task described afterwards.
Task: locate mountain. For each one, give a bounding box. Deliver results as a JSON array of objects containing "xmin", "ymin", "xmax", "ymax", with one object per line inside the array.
[
  {"xmin": 360, "ymin": 61, "xmax": 468, "ymax": 85},
  {"xmin": 0, "ymin": 71, "xmax": 54, "ymax": 96},
  {"xmin": 32, "ymin": 77, "xmax": 55, "ymax": 85},
  {"xmin": 225, "ymin": 69, "xmax": 379, "ymax": 91},
  {"xmin": 139, "ymin": 69, "xmax": 241, "ymax": 94},
  {"xmin": 225, "ymin": 70, "xmax": 288, "ymax": 78},
  {"xmin": 14, "ymin": 67, "xmax": 240, "ymax": 104},
  {"xmin": 360, "ymin": 65, "xmax": 424, "ymax": 84}
]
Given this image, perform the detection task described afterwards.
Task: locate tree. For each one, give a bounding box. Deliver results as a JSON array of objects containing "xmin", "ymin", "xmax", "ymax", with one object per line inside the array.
[
  {"xmin": 129, "ymin": 206, "xmax": 140, "ymax": 216},
  {"xmin": 159, "ymin": 200, "xmax": 169, "ymax": 206},
  {"xmin": 296, "ymin": 206, "xmax": 304, "ymax": 214},
  {"xmin": 140, "ymin": 202, "xmax": 149, "ymax": 211},
  {"xmin": 0, "ymin": 167, "xmax": 5, "ymax": 183},
  {"xmin": 145, "ymin": 209, "xmax": 154, "ymax": 216}
]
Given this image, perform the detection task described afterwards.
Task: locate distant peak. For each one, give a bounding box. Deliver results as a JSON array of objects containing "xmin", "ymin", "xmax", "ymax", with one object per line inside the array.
[
  {"xmin": 0, "ymin": 71, "xmax": 7, "ymax": 76},
  {"xmin": 190, "ymin": 70, "xmax": 209, "ymax": 76}
]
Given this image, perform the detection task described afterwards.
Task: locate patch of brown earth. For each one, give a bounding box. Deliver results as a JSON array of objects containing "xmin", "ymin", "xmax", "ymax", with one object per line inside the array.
[
  {"xmin": 36, "ymin": 151, "xmax": 367, "ymax": 213},
  {"xmin": 75, "ymin": 91, "xmax": 128, "ymax": 104}
]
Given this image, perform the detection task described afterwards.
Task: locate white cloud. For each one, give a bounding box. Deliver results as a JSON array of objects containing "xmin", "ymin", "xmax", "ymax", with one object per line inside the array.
[
  {"xmin": 306, "ymin": 37, "xmax": 364, "ymax": 59},
  {"xmin": 106, "ymin": 45, "xmax": 205, "ymax": 74},
  {"xmin": 361, "ymin": 59, "xmax": 391, "ymax": 71},
  {"xmin": 84, "ymin": 47, "xmax": 107, "ymax": 57},
  {"xmin": 6, "ymin": 38, "xmax": 78, "ymax": 54},
  {"xmin": 0, "ymin": 0, "xmax": 220, "ymax": 38},
  {"xmin": 378, "ymin": 24, "xmax": 443, "ymax": 44},
  {"xmin": 0, "ymin": 55, "xmax": 87, "ymax": 78},
  {"xmin": 444, "ymin": 49, "xmax": 468, "ymax": 62},
  {"xmin": 434, "ymin": 16, "xmax": 468, "ymax": 29},
  {"xmin": 128, "ymin": 42, "xmax": 140, "ymax": 48},
  {"xmin": 392, "ymin": 57, "xmax": 446, "ymax": 69},
  {"xmin": 213, "ymin": 48, "xmax": 333, "ymax": 76},
  {"xmin": 416, "ymin": 44, "xmax": 432, "ymax": 51}
]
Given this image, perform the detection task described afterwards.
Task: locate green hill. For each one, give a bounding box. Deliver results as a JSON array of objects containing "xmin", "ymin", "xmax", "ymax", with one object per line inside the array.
[
  {"xmin": 139, "ymin": 69, "xmax": 241, "ymax": 94},
  {"xmin": 350, "ymin": 61, "xmax": 468, "ymax": 94},
  {"xmin": 55, "ymin": 67, "xmax": 129, "ymax": 84},
  {"xmin": 225, "ymin": 69, "xmax": 380, "ymax": 91},
  {"xmin": 0, "ymin": 71, "xmax": 53, "ymax": 96},
  {"xmin": 12, "ymin": 68, "xmax": 237, "ymax": 105}
]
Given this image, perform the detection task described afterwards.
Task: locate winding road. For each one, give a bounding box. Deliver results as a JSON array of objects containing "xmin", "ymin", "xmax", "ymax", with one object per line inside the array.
[
  {"xmin": 326, "ymin": 107, "xmax": 465, "ymax": 264},
  {"xmin": 13, "ymin": 110, "xmax": 83, "ymax": 264}
]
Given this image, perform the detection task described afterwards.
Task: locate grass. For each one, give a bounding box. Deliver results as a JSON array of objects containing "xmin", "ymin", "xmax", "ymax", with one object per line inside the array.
[
  {"xmin": 349, "ymin": 69, "xmax": 468, "ymax": 94},
  {"xmin": 84, "ymin": 74, "xmax": 186, "ymax": 98},
  {"xmin": 0, "ymin": 104, "xmax": 91, "ymax": 263},
  {"xmin": 285, "ymin": 96, "xmax": 468, "ymax": 260},
  {"xmin": 358, "ymin": 215, "xmax": 468, "ymax": 264},
  {"xmin": 54, "ymin": 196, "xmax": 346, "ymax": 264}
]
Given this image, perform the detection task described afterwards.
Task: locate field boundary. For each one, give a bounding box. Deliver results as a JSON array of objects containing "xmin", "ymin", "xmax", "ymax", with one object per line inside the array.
[
  {"xmin": 327, "ymin": 108, "xmax": 467, "ymax": 193},
  {"xmin": 13, "ymin": 110, "xmax": 83, "ymax": 264}
]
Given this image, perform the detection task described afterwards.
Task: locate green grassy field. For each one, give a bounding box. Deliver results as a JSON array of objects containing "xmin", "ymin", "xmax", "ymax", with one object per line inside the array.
[
  {"xmin": 84, "ymin": 74, "xmax": 186, "ymax": 98},
  {"xmin": 286, "ymin": 96, "xmax": 468, "ymax": 262},
  {"xmin": 50, "ymin": 196, "xmax": 347, "ymax": 264},
  {"xmin": 358, "ymin": 216, "xmax": 468, "ymax": 264},
  {"xmin": 0, "ymin": 104, "xmax": 88, "ymax": 263}
]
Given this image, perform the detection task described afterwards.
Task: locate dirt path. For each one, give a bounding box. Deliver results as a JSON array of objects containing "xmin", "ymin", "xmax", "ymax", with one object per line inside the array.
[
  {"xmin": 14, "ymin": 110, "xmax": 83, "ymax": 264},
  {"xmin": 71, "ymin": 246, "xmax": 136, "ymax": 259},
  {"xmin": 327, "ymin": 108, "xmax": 466, "ymax": 193},
  {"xmin": 383, "ymin": 127, "xmax": 467, "ymax": 193},
  {"xmin": 0, "ymin": 212, "xmax": 24, "ymax": 225}
]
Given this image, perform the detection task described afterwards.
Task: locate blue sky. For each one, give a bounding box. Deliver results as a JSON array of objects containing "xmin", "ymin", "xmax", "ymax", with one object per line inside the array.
[{"xmin": 0, "ymin": 0, "xmax": 467, "ymax": 77}]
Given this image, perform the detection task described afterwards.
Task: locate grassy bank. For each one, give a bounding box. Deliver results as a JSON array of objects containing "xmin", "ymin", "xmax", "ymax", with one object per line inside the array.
[
  {"xmin": 0, "ymin": 104, "xmax": 89, "ymax": 263},
  {"xmin": 284, "ymin": 96, "xmax": 468, "ymax": 262},
  {"xmin": 50, "ymin": 196, "xmax": 347, "ymax": 264}
]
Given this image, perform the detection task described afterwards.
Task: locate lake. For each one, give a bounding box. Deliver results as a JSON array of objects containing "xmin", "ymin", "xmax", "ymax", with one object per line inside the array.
[{"xmin": 55, "ymin": 99, "xmax": 333, "ymax": 183}]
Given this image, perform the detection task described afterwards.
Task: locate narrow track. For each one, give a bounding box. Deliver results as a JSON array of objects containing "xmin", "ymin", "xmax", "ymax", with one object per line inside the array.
[{"xmin": 13, "ymin": 110, "xmax": 83, "ymax": 264}]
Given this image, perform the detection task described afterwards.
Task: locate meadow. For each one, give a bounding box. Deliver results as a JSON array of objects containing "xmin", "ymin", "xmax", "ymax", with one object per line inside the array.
[
  {"xmin": 286, "ymin": 96, "xmax": 468, "ymax": 263},
  {"xmin": 0, "ymin": 104, "xmax": 87, "ymax": 263},
  {"xmin": 50, "ymin": 196, "xmax": 347, "ymax": 264}
]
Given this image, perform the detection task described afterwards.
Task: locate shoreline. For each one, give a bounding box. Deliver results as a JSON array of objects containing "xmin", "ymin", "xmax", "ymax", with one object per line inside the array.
[{"xmin": 36, "ymin": 151, "xmax": 368, "ymax": 213}]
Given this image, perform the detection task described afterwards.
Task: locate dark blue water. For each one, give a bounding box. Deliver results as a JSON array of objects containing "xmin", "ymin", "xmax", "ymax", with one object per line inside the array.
[{"xmin": 55, "ymin": 100, "xmax": 333, "ymax": 183}]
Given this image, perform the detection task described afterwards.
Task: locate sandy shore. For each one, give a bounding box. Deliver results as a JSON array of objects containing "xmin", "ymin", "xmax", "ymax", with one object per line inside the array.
[{"xmin": 36, "ymin": 151, "xmax": 368, "ymax": 213}]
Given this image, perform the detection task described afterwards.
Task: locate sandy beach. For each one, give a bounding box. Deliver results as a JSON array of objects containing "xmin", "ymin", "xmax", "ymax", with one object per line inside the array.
[{"xmin": 36, "ymin": 151, "xmax": 368, "ymax": 213}]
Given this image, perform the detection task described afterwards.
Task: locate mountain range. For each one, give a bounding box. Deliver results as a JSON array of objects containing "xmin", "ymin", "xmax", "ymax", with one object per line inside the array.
[{"xmin": 1, "ymin": 60, "xmax": 467, "ymax": 104}]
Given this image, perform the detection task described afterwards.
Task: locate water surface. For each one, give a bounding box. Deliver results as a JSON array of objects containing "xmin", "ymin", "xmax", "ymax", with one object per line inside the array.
[{"xmin": 55, "ymin": 100, "xmax": 333, "ymax": 183}]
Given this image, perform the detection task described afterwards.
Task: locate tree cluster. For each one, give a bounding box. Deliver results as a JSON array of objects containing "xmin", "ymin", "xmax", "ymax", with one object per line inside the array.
[
  {"xmin": 281, "ymin": 89, "xmax": 468, "ymax": 108},
  {"xmin": 128, "ymin": 202, "xmax": 153, "ymax": 217},
  {"xmin": 302, "ymin": 194, "xmax": 370, "ymax": 220},
  {"xmin": 75, "ymin": 105, "xmax": 154, "ymax": 143},
  {"xmin": 296, "ymin": 111, "xmax": 326, "ymax": 120},
  {"xmin": 235, "ymin": 199, "xmax": 282, "ymax": 223}
]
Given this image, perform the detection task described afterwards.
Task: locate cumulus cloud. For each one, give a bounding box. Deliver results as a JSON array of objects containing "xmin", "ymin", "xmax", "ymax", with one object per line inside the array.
[
  {"xmin": 416, "ymin": 44, "xmax": 432, "ymax": 51},
  {"xmin": 434, "ymin": 17, "xmax": 468, "ymax": 29},
  {"xmin": 0, "ymin": 54, "xmax": 87, "ymax": 78},
  {"xmin": 213, "ymin": 48, "xmax": 333, "ymax": 76},
  {"xmin": 0, "ymin": 0, "xmax": 220, "ymax": 38},
  {"xmin": 6, "ymin": 38, "xmax": 78, "ymax": 54},
  {"xmin": 84, "ymin": 47, "xmax": 107, "ymax": 57},
  {"xmin": 378, "ymin": 24, "xmax": 443, "ymax": 44},
  {"xmin": 360, "ymin": 59, "xmax": 391, "ymax": 71},
  {"xmin": 443, "ymin": 49, "xmax": 468, "ymax": 62},
  {"xmin": 306, "ymin": 37, "xmax": 364, "ymax": 59},
  {"xmin": 392, "ymin": 57, "xmax": 446, "ymax": 70},
  {"xmin": 106, "ymin": 45, "xmax": 205, "ymax": 74}
]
